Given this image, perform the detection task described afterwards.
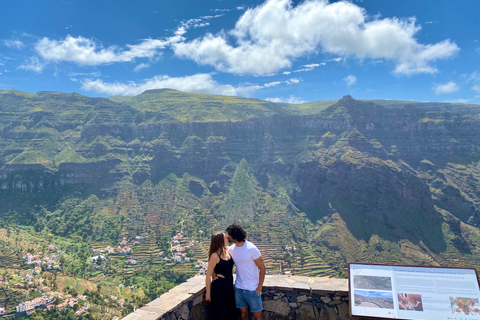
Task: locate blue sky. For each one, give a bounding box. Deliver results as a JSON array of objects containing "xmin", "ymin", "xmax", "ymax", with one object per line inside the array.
[{"xmin": 1, "ymin": 0, "xmax": 479, "ymax": 104}]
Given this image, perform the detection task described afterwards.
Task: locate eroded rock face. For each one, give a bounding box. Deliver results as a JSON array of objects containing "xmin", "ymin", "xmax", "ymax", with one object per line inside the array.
[{"xmin": 2, "ymin": 92, "xmax": 480, "ymax": 271}]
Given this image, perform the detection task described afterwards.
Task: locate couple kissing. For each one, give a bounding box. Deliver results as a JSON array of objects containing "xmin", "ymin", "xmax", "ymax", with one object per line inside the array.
[{"xmin": 205, "ymin": 224, "xmax": 266, "ymax": 320}]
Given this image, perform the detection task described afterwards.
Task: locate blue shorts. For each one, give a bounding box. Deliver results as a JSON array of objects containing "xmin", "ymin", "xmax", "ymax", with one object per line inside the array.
[{"xmin": 234, "ymin": 287, "xmax": 263, "ymax": 313}]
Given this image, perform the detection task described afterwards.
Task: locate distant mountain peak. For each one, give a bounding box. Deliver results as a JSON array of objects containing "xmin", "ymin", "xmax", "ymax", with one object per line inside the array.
[
  {"xmin": 339, "ymin": 94, "xmax": 355, "ymax": 102},
  {"xmin": 140, "ymin": 88, "xmax": 176, "ymax": 95},
  {"xmin": 324, "ymin": 95, "xmax": 359, "ymax": 112},
  {"xmin": 333, "ymin": 95, "xmax": 365, "ymax": 110},
  {"xmin": 342, "ymin": 94, "xmax": 354, "ymax": 99}
]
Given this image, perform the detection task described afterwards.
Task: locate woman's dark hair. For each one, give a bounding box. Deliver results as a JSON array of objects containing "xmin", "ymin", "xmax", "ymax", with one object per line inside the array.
[
  {"xmin": 226, "ymin": 224, "xmax": 247, "ymax": 242},
  {"xmin": 208, "ymin": 232, "xmax": 226, "ymax": 260}
]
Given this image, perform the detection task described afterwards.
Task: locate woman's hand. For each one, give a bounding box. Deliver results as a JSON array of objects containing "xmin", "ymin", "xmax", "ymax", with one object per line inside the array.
[{"xmin": 205, "ymin": 293, "xmax": 211, "ymax": 302}]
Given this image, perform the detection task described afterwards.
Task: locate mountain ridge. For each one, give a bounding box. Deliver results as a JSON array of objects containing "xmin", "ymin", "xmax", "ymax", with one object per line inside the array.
[
  {"xmin": 1, "ymin": 89, "xmax": 480, "ymax": 283},
  {"xmin": 5, "ymin": 88, "xmax": 478, "ymax": 121}
]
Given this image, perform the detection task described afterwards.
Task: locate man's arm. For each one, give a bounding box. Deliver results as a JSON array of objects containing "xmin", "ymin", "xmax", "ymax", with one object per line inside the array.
[{"xmin": 254, "ymin": 256, "xmax": 266, "ymax": 295}]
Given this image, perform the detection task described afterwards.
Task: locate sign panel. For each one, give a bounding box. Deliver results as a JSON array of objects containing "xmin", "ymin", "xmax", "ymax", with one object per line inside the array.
[{"xmin": 349, "ymin": 263, "xmax": 480, "ymax": 320}]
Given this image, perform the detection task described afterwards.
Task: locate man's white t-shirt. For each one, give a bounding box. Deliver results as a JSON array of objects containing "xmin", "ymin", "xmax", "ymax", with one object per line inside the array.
[{"xmin": 228, "ymin": 240, "xmax": 261, "ymax": 291}]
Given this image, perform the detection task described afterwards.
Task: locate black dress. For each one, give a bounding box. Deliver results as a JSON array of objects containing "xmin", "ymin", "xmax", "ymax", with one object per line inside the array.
[{"xmin": 210, "ymin": 257, "xmax": 236, "ymax": 320}]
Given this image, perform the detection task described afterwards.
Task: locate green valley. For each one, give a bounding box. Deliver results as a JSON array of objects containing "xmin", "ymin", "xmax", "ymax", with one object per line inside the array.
[{"xmin": 1, "ymin": 89, "xmax": 480, "ymax": 318}]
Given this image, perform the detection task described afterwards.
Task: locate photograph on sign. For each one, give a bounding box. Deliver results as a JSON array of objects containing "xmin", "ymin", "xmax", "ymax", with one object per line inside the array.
[
  {"xmin": 354, "ymin": 275, "xmax": 393, "ymax": 291},
  {"xmin": 397, "ymin": 293, "xmax": 423, "ymax": 311},
  {"xmin": 349, "ymin": 263, "xmax": 480, "ymax": 320},
  {"xmin": 354, "ymin": 290, "xmax": 394, "ymax": 309},
  {"xmin": 450, "ymin": 297, "xmax": 480, "ymax": 315}
]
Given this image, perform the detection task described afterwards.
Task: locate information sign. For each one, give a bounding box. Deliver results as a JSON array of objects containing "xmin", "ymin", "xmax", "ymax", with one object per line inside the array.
[{"xmin": 349, "ymin": 263, "xmax": 480, "ymax": 320}]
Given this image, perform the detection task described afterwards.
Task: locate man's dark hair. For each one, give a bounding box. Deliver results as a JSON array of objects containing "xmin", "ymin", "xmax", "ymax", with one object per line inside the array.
[{"xmin": 226, "ymin": 224, "xmax": 247, "ymax": 242}]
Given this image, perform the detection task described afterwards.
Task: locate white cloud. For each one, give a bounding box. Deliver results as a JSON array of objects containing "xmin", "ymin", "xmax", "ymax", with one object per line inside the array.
[
  {"xmin": 180, "ymin": 15, "xmax": 222, "ymax": 31},
  {"xmin": 250, "ymin": 78, "xmax": 300, "ymax": 89},
  {"xmin": 35, "ymin": 35, "xmax": 179, "ymax": 65},
  {"xmin": 344, "ymin": 75, "xmax": 356, "ymax": 86},
  {"xmin": 18, "ymin": 56, "xmax": 44, "ymax": 73},
  {"xmin": 466, "ymin": 71, "xmax": 480, "ymax": 83},
  {"xmin": 82, "ymin": 74, "xmax": 302, "ymax": 97},
  {"xmin": 69, "ymin": 71, "xmax": 102, "ymax": 77},
  {"xmin": 265, "ymin": 97, "xmax": 284, "ymax": 103},
  {"xmin": 325, "ymin": 57, "xmax": 342, "ymax": 62},
  {"xmin": 434, "ymin": 81, "xmax": 459, "ymax": 95},
  {"xmin": 285, "ymin": 78, "xmax": 300, "ymax": 85},
  {"xmin": 81, "ymin": 73, "xmax": 262, "ymax": 96},
  {"xmin": 448, "ymin": 98, "xmax": 470, "ymax": 103},
  {"xmin": 172, "ymin": 0, "xmax": 458, "ymax": 76},
  {"xmin": 4, "ymin": 40, "xmax": 25, "ymax": 49},
  {"xmin": 134, "ymin": 63, "xmax": 150, "ymax": 72},
  {"xmin": 264, "ymin": 81, "xmax": 281, "ymax": 87},
  {"xmin": 266, "ymin": 95, "xmax": 306, "ymax": 104},
  {"xmin": 463, "ymin": 71, "xmax": 480, "ymax": 93},
  {"xmin": 194, "ymin": 22, "xmax": 210, "ymax": 28},
  {"xmin": 200, "ymin": 14, "xmax": 223, "ymax": 19},
  {"xmin": 283, "ymin": 71, "xmax": 291, "ymax": 75},
  {"xmin": 294, "ymin": 63, "xmax": 325, "ymax": 72}
]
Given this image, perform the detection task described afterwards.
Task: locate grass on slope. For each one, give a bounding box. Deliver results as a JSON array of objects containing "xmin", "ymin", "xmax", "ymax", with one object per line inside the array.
[
  {"xmin": 110, "ymin": 89, "xmax": 294, "ymax": 122},
  {"xmin": 286, "ymin": 100, "xmax": 338, "ymax": 115}
]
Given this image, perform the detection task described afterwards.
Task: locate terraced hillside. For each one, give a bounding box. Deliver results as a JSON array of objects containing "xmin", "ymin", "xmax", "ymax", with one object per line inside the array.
[{"xmin": 2, "ymin": 89, "xmax": 480, "ymax": 283}]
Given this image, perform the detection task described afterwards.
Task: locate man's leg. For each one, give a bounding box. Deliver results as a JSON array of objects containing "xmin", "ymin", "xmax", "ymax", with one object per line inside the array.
[
  {"xmin": 246, "ymin": 289, "xmax": 263, "ymax": 320},
  {"xmin": 239, "ymin": 307, "xmax": 249, "ymax": 320}
]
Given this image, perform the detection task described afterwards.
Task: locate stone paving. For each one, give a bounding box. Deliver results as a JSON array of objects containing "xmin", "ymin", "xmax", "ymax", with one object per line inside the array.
[{"xmin": 263, "ymin": 275, "xmax": 348, "ymax": 293}]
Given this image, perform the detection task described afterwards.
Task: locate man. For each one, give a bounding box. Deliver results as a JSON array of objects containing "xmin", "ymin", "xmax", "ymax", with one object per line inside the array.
[{"xmin": 226, "ymin": 224, "xmax": 266, "ymax": 320}]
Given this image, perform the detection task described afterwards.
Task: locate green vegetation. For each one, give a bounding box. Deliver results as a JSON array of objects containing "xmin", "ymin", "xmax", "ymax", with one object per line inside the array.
[
  {"xmin": 283, "ymin": 99, "xmax": 338, "ymax": 115},
  {"xmin": 1, "ymin": 89, "xmax": 480, "ymax": 319},
  {"xmin": 110, "ymin": 89, "xmax": 293, "ymax": 122}
]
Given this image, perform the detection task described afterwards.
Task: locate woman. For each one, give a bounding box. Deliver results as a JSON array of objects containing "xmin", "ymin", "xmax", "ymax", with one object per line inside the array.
[{"xmin": 205, "ymin": 232, "xmax": 236, "ymax": 320}]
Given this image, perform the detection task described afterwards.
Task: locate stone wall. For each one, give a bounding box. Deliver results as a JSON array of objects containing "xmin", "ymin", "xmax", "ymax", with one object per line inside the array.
[{"xmin": 122, "ymin": 275, "xmax": 379, "ymax": 320}]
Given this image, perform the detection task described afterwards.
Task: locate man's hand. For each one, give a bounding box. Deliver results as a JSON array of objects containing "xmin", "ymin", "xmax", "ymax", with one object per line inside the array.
[{"xmin": 254, "ymin": 256, "xmax": 266, "ymax": 297}]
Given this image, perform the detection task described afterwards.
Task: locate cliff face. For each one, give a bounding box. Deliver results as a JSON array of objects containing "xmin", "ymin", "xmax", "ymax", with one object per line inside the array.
[{"xmin": 2, "ymin": 90, "xmax": 480, "ymax": 274}]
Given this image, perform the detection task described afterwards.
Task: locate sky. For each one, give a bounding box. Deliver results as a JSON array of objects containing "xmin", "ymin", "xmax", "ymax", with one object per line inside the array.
[{"xmin": 0, "ymin": 0, "xmax": 479, "ymax": 104}]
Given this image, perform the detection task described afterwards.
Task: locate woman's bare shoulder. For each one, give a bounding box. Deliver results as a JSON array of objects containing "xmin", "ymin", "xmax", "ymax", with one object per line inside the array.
[{"xmin": 209, "ymin": 252, "xmax": 220, "ymax": 263}]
